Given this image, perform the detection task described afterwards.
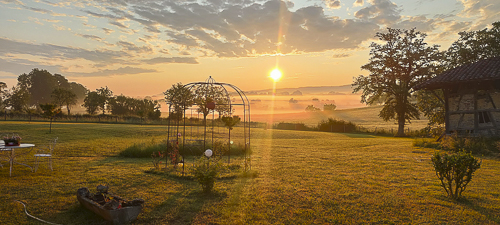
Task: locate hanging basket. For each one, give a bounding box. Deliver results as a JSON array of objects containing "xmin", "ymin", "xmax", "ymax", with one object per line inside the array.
[{"xmin": 206, "ymin": 102, "xmax": 215, "ymax": 110}]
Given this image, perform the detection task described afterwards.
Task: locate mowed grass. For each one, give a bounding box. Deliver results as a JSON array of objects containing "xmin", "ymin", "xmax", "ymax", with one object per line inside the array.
[{"xmin": 0, "ymin": 121, "xmax": 499, "ymax": 224}]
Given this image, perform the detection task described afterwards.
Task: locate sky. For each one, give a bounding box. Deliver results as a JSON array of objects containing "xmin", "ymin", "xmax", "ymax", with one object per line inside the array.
[{"xmin": 0, "ymin": 0, "xmax": 499, "ymax": 97}]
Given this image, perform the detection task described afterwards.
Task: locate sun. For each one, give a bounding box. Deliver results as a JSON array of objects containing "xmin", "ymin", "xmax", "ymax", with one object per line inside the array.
[{"xmin": 270, "ymin": 68, "xmax": 282, "ymax": 81}]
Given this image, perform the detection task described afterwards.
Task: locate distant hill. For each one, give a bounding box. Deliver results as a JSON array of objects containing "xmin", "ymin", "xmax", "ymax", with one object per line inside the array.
[{"xmin": 244, "ymin": 84, "xmax": 355, "ymax": 95}]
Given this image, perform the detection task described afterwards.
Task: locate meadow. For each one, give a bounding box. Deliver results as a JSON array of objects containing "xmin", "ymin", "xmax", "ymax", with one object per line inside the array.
[{"xmin": 0, "ymin": 121, "xmax": 499, "ymax": 224}]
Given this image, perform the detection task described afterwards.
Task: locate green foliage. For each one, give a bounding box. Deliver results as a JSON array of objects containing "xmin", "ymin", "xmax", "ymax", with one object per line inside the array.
[
  {"xmin": 353, "ymin": 27, "xmax": 443, "ymax": 136},
  {"xmin": 51, "ymin": 88, "xmax": 77, "ymax": 115},
  {"xmin": 120, "ymin": 141, "xmax": 168, "ymax": 158},
  {"xmin": 431, "ymin": 151, "xmax": 481, "ymax": 200},
  {"xmin": 83, "ymin": 91, "xmax": 101, "ymax": 115},
  {"xmin": 164, "ymin": 82, "xmax": 195, "ymax": 119},
  {"xmin": 274, "ymin": 122, "xmax": 309, "ymax": 131},
  {"xmin": 151, "ymin": 150, "xmax": 165, "ymax": 170},
  {"xmin": 323, "ymin": 103, "xmax": 337, "ymax": 111},
  {"xmin": 221, "ymin": 115, "xmax": 241, "ymax": 130},
  {"xmin": 317, "ymin": 118, "xmax": 357, "ymax": 133},
  {"xmin": 416, "ymin": 90, "xmax": 445, "ymax": 126},
  {"xmin": 191, "ymin": 156, "xmax": 224, "ymax": 193},
  {"xmin": 412, "ymin": 138, "xmax": 441, "ymax": 149},
  {"xmin": 440, "ymin": 134, "xmax": 500, "ymax": 155},
  {"xmin": 446, "ymin": 21, "xmax": 500, "ymax": 67}
]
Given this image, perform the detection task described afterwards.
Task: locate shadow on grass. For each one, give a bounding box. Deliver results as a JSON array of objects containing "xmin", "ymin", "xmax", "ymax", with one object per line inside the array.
[
  {"xmin": 142, "ymin": 188, "xmax": 228, "ymax": 224},
  {"xmin": 458, "ymin": 197, "xmax": 500, "ymax": 223}
]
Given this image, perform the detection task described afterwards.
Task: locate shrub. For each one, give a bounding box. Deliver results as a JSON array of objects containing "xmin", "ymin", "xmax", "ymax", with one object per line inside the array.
[
  {"xmin": 317, "ymin": 118, "xmax": 357, "ymax": 133},
  {"xmin": 191, "ymin": 156, "xmax": 224, "ymax": 193},
  {"xmin": 431, "ymin": 151, "xmax": 481, "ymax": 200},
  {"xmin": 440, "ymin": 134, "xmax": 499, "ymax": 155},
  {"xmin": 120, "ymin": 141, "xmax": 167, "ymax": 158},
  {"xmin": 273, "ymin": 122, "xmax": 309, "ymax": 131},
  {"xmin": 413, "ymin": 138, "xmax": 441, "ymax": 149}
]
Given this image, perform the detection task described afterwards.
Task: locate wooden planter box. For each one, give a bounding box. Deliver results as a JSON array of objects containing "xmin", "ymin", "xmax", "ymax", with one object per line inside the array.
[{"xmin": 77, "ymin": 187, "xmax": 143, "ymax": 224}]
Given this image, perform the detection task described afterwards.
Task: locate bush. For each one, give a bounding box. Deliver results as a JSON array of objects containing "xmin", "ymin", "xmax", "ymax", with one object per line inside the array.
[
  {"xmin": 317, "ymin": 118, "xmax": 357, "ymax": 133},
  {"xmin": 441, "ymin": 134, "xmax": 499, "ymax": 155},
  {"xmin": 413, "ymin": 138, "xmax": 441, "ymax": 149},
  {"xmin": 273, "ymin": 122, "xmax": 309, "ymax": 131},
  {"xmin": 191, "ymin": 156, "xmax": 224, "ymax": 193},
  {"xmin": 120, "ymin": 141, "xmax": 167, "ymax": 158},
  {"xmin": 431, "ymin": 151, "xmax": 481, "ymax": 200}
]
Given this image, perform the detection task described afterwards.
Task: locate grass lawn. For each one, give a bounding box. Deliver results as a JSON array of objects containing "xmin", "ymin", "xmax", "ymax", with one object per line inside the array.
[{"xmin": 0, "ymin": 121, "xmax": 499, "ymax": 224}]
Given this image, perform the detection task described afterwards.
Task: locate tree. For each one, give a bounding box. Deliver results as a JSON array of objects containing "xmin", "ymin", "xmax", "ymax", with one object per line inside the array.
[
  {"xmin": 164, "ymin": 83, "xmax": 194, "ymax": 120},
  {"xmin": 446, "ymin": 21, "xmax": 500, "ymax": 67},
  {"xmin": 40, "ymin": 103, "xmax": 61, "ymax": 133},
  {"xmin": 83, "ymin": 91, "xmax": 100, "ymax": 115},
  {"xmin": 6, "ymin": 86, "xmax": 31, "ymax": 113},
  {"xmin": 353, "ymin": 28, "xmax": 443, "ymax": 136},
  {"xmin": 96, "ymin": 86, "xmax": 113, "ymax": 115},
  {"xmin": 305, "ymin": 105, "xmax": 320, "ymax": 112},
  {"xmin": 0, "ymin": 82, "xmax": 7, "ymax": 111},
  {"xmin": 323, "ymin": 103, "xmax": 337, "ymax": 111},
  {"xmin": 51, "ymin": 88, "xmax": 77, "ymax": 115}
]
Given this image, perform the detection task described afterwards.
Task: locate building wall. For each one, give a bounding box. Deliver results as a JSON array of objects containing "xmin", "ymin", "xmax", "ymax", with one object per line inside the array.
[{"xmin": 447, "ymin": 91, "xmax": 500, "ymax": 136}]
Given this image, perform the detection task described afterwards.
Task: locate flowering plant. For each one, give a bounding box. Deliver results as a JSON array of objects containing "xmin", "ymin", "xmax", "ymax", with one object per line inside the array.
[
  {"xmin": 151, "ymin": 151, "xmax": 165, "ymax": 170},
  {"xmin": 3, "ymin": 134, "xmax": 21, "ymax": 146}
]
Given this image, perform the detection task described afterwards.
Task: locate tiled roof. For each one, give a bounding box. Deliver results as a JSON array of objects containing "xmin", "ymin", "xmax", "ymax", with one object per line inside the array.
[{"xmin": 415, "ymin": 57, "xmax": 500, "ymax": 90}]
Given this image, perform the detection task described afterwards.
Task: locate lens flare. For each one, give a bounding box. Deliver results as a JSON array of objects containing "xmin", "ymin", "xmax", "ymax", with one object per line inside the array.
[{"xmin": 270, "ymin": 68, "xmax": 282, "ymax": 81}]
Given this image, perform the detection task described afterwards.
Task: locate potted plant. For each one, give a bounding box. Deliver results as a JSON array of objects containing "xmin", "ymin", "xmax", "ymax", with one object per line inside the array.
[{"xmin": 3, "ymin": 134, "xmax": 21, "ymax": 146}]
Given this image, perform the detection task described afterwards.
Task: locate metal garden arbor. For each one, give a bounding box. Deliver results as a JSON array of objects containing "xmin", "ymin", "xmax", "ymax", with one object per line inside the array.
[{"xmin": 165, "ymin": 77, "xmax": 251, "ymax": 171}]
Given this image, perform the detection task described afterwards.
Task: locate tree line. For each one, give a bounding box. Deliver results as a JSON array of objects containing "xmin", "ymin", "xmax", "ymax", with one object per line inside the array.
[
  {"xmin": 0, "ymin": 69, "xmax": 161, "ymax": 120},
  {"xmin": 353, "ymin": 21, "xmax": 500, "ymax": 136}
]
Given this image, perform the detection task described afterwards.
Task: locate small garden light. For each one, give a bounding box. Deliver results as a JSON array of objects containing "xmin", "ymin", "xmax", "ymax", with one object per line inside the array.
[{"xmin": 204, "ymin": 149, "xmax": 213, "ymax": 158}]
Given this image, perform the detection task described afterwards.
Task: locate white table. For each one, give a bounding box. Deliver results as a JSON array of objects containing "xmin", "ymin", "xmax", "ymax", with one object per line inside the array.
[{"xmin": 0, "ymin": 143, "xmax": 35, "ymax": 176}]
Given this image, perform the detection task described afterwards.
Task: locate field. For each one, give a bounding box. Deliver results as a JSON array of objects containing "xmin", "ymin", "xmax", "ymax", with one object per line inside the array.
[{"xmin": 0, "ymin": 121, "xmax": 499, "ymax": 224}]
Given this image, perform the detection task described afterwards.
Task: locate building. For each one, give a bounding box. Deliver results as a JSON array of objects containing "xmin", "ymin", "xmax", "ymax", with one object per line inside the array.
[{"xmin": 416, "ymin": 57, "xmax": 500, "ymax": 136}]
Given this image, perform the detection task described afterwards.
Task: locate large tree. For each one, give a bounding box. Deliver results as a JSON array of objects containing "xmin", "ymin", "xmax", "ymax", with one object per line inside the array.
[
  {"xmin": 353, "ymin": 28, "xmax": 443, "ymax": 136},
  {"xmin": 0, "ymin": 82, "xmax": 7, "ymax": 111},
  {"xmin": 5, "ymin": 86, "xmax": 31, "ymax": 113}
]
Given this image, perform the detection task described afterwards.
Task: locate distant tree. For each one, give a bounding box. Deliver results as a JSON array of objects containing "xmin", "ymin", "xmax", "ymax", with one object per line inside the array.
[
  {"xmin": 109, "ymin": 95, "xmax": 131, "ymax": 116},
  {"xmin": 6, "ymin": 86, "xmax": 31, "ymax": 113},
  {"xmin": 69, "ymin": 82, "xmax": 88, "ymax": 105},
  {"xmin": 291, "ymin": 90, "xmax": 303, "ymax": 96},
  {"xmin": 0, "ymin": 82, "xmax": 7, "ymax": 111},
  {"xmin": 164, "ymin": 83, "xmax": 194, "ymax": 120},
  {"xmin": 96, "ymin": 86, "xmax": 113, "ymax": 115},
  {"xmin": 289, "ymin": 98, "xmax": 298, "ymax": 103},
  {"xmin": 17, "ymin": 68, "xmax": 57, "ymax": 106},
  {"xmin": 353, "ymin": 27, "xmax": 442, "ymax": 136},
  {"xmin": 83, "ymin": 91, "xmax": 100, "ymax": 115},
  {"xmin": 323, "ymin": 103, "xmax": 337, "ymax": 111},
  {"xmin": 40, "ymin": 103, "xmax": 61, "ymax": 133},
  {"xmin": 305, "ymin": 105, "xmax": 320, "ymax": 112},
  {"xmin": 51, "ymin": 88, "xmax": 77, "ymax": 115}
]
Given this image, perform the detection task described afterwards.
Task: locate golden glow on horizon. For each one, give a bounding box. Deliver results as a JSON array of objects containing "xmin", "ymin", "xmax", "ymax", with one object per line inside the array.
[{"xmin": 270, "ymin": 68, "xmax": 282, "ymax": 82}]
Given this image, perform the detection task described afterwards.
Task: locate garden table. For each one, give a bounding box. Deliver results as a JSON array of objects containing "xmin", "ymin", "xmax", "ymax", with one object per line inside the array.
[{"xmin": 0, "ymin": 143, "xmax": 35, "ymax": 176}]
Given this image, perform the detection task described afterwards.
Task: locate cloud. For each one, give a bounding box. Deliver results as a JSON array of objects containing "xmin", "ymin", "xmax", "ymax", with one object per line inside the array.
[
  {"xmin": 332, "ymin": 53, "xmax": 351, "ymax": 58},
  {"xmin": 324, "ymin": 0, "xmax": 341, "ymax": 9},
  {"xmin": 353, "ymin": 0, "xmax": 364, "ymax": 7},
  {"xmin": 459, "ymin": 0, "xmax": 500, "ymax": 29},
  {"xmin": 66, "ymin": 66, "xmax": 157, "ymax": 77},
  {"xmin": 0, "ymin": 37, "xmax": 128, "ymax": 64},
  {"xmin": 102, "ymin": 28, "xmax": 114, "ymax": 34},
  {"xmin": 142, "ymin": 57, "xmax": 198, "ymax": 64},
  {"xmin": 354, "ymin": 0, "xmax": 401, "ymax": 25},
  {"xmin": 78, "ymin": 34, "xmax": 103, "ymax": 42},
  {"xmin": 117, "ymin": 41, "xmax": 152, "ymax": 54}
]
